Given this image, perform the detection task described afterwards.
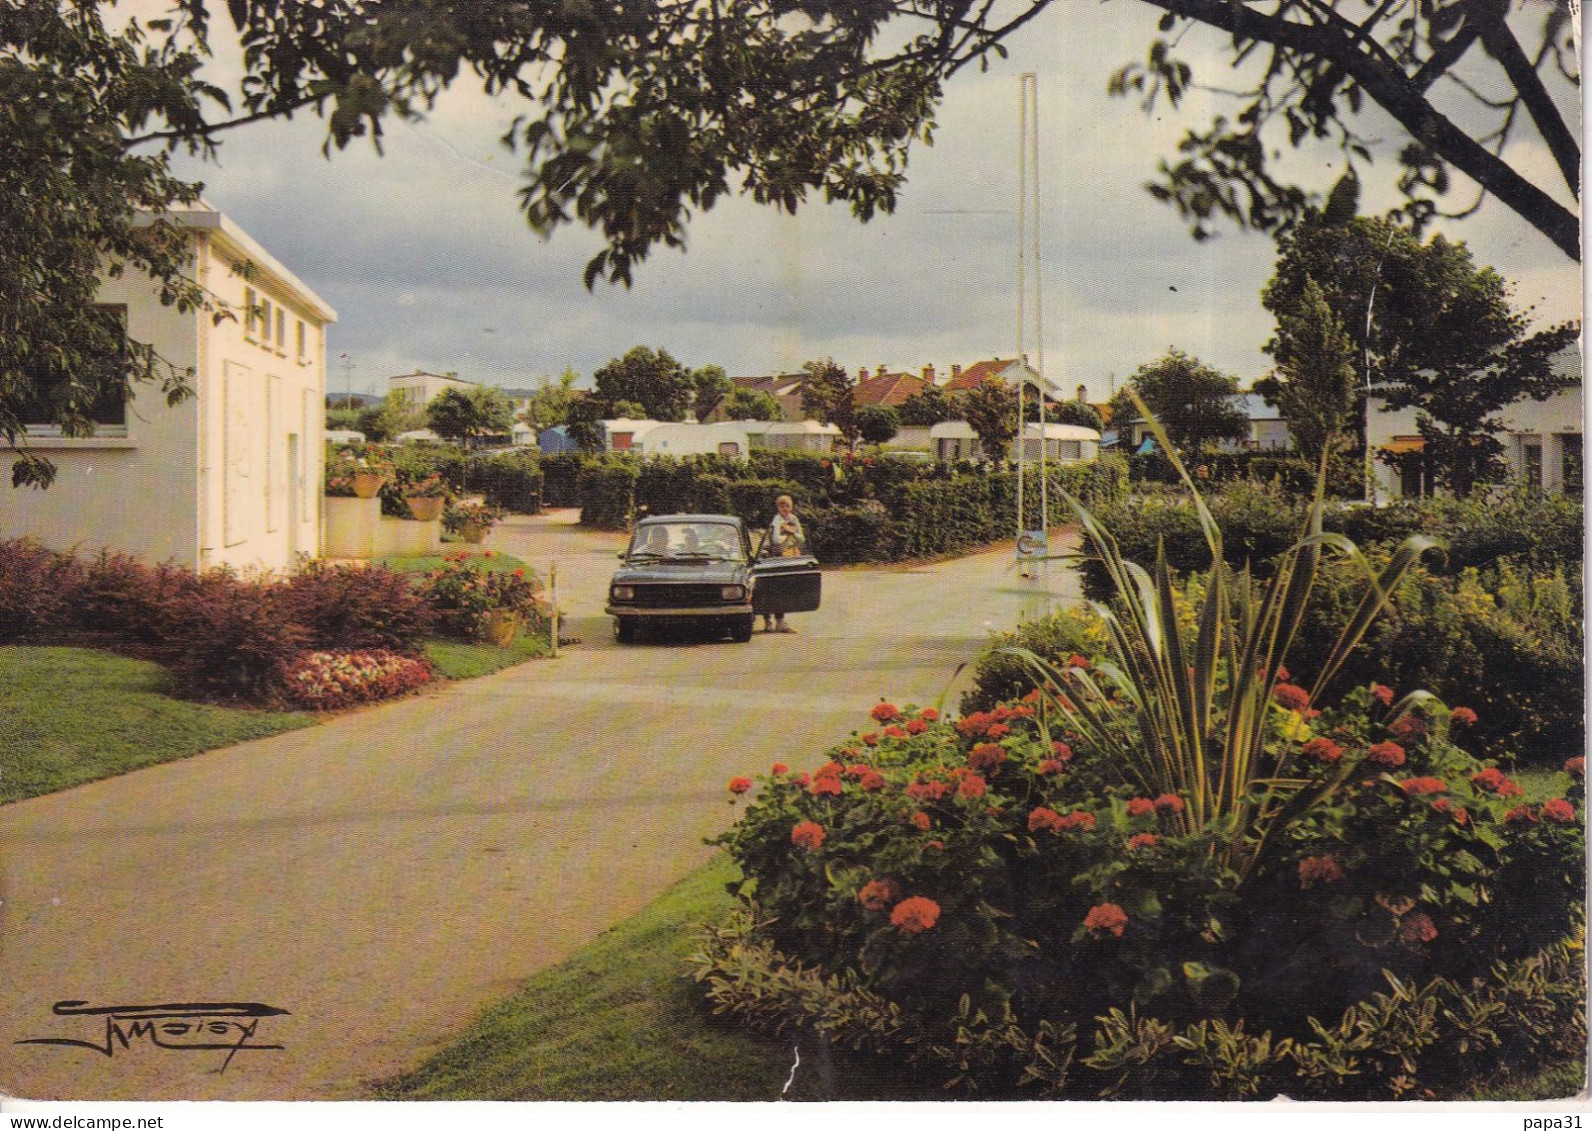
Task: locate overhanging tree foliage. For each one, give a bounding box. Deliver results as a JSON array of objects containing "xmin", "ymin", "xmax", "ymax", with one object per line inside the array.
[{"xmin": 5, "ymin": 0, "xmax": 1579, "ymax": 486}]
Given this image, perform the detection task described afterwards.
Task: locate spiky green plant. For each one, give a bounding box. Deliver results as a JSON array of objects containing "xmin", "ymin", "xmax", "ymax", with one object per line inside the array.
[{"xmin": 1009, "ymin": 394, "xmax": 1438, "ymax": 876}]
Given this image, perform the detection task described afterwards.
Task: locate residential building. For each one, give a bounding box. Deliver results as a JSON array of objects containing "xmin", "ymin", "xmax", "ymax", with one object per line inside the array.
[
  {"xmin": 706, "ymin": 373, "xmax": 811, "ymax": 423},
  {"xmin": 3, "ymin": 204, "xmax": 335, "ymax": 572},
  {"xmin": 386, "ymin": 370, "xmax": 473, "ymax": 410},
  {"xmin": 852, "ymin": 366, "xmax": 933, "ymax": 408},
  {"xmin": 928, "ymin": 421, "xmax": 1100, "ymax": 463},
  {"xmin": 1365, "ymin": 347, "xmax": 1583, "ymax": 502},
  {"xmin": 942, "ymin": 356, "xmax": 1072, "ymax": 404}
]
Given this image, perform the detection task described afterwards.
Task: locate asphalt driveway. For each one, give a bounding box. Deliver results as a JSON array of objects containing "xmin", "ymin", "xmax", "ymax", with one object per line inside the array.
[{"xmin": 0, "ymin": 514, "xmax": 1081, "ymax": 1101}]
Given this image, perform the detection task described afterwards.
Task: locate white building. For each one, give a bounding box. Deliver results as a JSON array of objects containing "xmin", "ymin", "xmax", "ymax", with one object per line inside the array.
[
  {"xmin": 3, "ymin": 205, "xmax": 335, "ymax": 571},
  {"xmin": 927, "ymin": 421, "xmax": 1100, "ymax": 462},
  {"xmin": 386, "ymin": 370, "xmax": 473, "ymax": 410},
  {"xmin": 1366, "ymin": 347, "xmax": 1583, "ymax": 502}
]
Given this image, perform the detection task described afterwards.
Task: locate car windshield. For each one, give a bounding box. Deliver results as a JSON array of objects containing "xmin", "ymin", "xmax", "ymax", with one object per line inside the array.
[{"xmin": 627, "ymin": 522, "xmax": 744, "ymax": 561}]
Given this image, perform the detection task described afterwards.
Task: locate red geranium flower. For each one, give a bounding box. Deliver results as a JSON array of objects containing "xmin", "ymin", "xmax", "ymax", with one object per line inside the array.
[
  {"xmin": 1302, "ymin": 737, "xmax": 1344, "ymax": 764},
  {"xmin": 1565, "ymin": 756, "xmax": 1585, "ymax": 779},
  {"xmin": 871, "ymin": 702, "xmax": 900, "ymax": 723},
  {"xmin": 1372, "ymin": 683, "xmax": 1395, "ymax": 706},
  {"xmin": 1388, "ymin": 715, "xmax": 1428, "ymax": 741},
  {"xmin": 1127, "ymin": 832, "xmax": 1159, "ymax": 851},
  {"xmin": 890, "ymin": 896, "xmax": 941, "ymax": 934},
  {"xmin": 919, "ymin": 707, "xmax": 939, "ymax": 722},
  {"xmin": 1058, "ymin": 810, "xmax": 1096, "ymax": 831},
  {"xmin": 1125, "ymin": 797, "xmax": 1156, "ymax": 818},
  {"xmin": 1542, "ymin": 798, "xmax": 1577, "ymax": 824},
  {"xmin": 1029, "ymin": 807, "xmax": 1066, "ymax": 834},
  {"xmin": 957, "ymin": 774, "xmax": 987, "ymax": 800},
  {"xmin": 1273, "ymin": 683, "xmax": 1311, "ymax": 711},
  {"xmin": 816, "ymin": 760, "xmax": 843, "ymax": 779},
  {"xmin": 1273, "ymin": 665, "xmax": 1291, "ymax": 683},
  {"xmin": 904, "ymin": 718, "xmax": 928, "ymax": 735},
  {"xmin": 1298, "ymin": 855, "xmax": 1345, "ymax": 889},
  {"xmin": 1399, "ymin": 912, "xmax": 1438, "ymax": 944},
  {"xmin": 809, "ymin": 776, "xmax": 843, "ymax": 797},
  {"xmin": 1399, "ymin": 777, "xmax": 1447, "ymax": 796},
  {"xmin": 1471, "ymin": 767, "xmax": 1524, "ymax": 797},
  {"xmin": 910, "ymin": 811, "xmax": 932, "ymax": 830},
  {"xmin": 1504, "ymin": 804, "xmax": 1538, "ymax": 825},
  {"xmin": 1153, "ymin": 793, "xmax": 1185, "ymax": 814},
  {"xmin": 1067, "ymin": 654, "xmax": 1089, "ymax": 669},
  {"xmin": 1083, "ymin": 903, "xmax": 1128, "ymax": 937},
  {"xmin": 1037, "ymin": 759, "xmax": 1067, "ymax": 776},
  {"xmin": 728, "ymin": 776, "xmax": 753, "ymax": 794},
  {"xmin": 858, "ymin": 878, "xmax": 902, "ymax": 911},
  {"xmin": 986, "ymin": 723, "xmax": 1011, "ymax": 740},
  {"xmin": 1367, "ymin": 741, "xmax": 1407, "ymax": 768},
  {"xmin": 956, "ymin": 712, "xmax": 991, "ymax": 737},
  {"xmin": 771, "ymin": 762, "xmax": 789, "ymax": 776},
  {"xmin": 794, "ymin": 772, "xmax": 811, "ymax": 788},
  {"xmin": 907, "ymin": 779, "xmax": 949, "ymax": 802},
  {"xmin": 856, "ymin": 768, "xmax": 885, "ymax": 792},
  {"xmin": 1050, "ymin": 741, "xmax": 1073, "ymax": 761},
  {"xmin": 1022, "ymin": 688, "xmax": 1043, "ymax": 704},
  {"xmin": 969, "ymin": 743, "xmax": 1006, "ymax": 772},
  {"xmin": 882, "ymin": 725, "xmax": 908, "ymax": 740},
  {"xmin": 860, "ymin": 732, "xmax": 879, "ymax": 746},
  {"xmin": 1453, "ymin": 806, "xmax": 1470, "ymax": 826},
  {"xmin": 1449, "ymin": 706, "xmax": 1478, "ymax": 727},
  {"xmin": 791, "ymin": 821, "xmax": 825, "ymax": 850},
  {"xmin": 924, "ymin": 839, "xmax": 946, "ymax": 850}
]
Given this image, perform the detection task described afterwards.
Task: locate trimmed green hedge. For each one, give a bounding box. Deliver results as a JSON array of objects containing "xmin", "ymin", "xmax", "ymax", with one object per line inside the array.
[
  {"xmin": 1128, "ymin": 447, "xmax": 1364, "ymax": 498},
  {"xmin": 577, "ymin": 460, "xmax": 639, "ymax": 530},
  {"xmin": 469, "ymin": 450, "xmax": 543, "ymax": 513}
]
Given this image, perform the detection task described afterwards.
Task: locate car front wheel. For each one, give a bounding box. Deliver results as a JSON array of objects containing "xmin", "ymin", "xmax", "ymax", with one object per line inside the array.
[
  {"xmin": 729, "ymin": 615, "xmax": 754, "ymax": 643},
  {"xmin": 614, "ymin": 616, "xmax": 637, "ymax": 644}
]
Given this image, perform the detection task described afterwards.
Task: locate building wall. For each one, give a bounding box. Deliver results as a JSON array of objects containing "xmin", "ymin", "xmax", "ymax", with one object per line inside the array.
[
  {"xmin": 389, "ymin": 372, "xmax": 472, "ymax": 409},
  {"xmin": 1367, "ymin": 383, "xmax": 1584, "ymax": 501},
  {"xmin": 197, "ymin": 233, "xmax": 329, "ymax": 571},
  {"xmin": 2, "ymin": 267, "xmax": 203, "ymax": 566}
]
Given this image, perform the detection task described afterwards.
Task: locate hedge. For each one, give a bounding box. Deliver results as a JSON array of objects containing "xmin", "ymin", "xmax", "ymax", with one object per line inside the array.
[
  {"xmin": 577, "ymin": 459, "xmax": 639, "ymax": 530},
  {"xmin": 1128, "ymin": 447, "xmax": 1364, "ymax": 498},
  {"xmin": 469, "ymin": 450, "xmax": 544, "ymax": 514}
]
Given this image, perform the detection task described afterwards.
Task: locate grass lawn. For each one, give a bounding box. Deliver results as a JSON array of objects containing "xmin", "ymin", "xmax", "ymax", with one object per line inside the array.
[
  {"xmin": 423, "ymin": 632, "xmax": 551, "ymax": 679},
  {"xmin": 378, "ymin": 551, "xmax": 528, "ymax": 574},
  {"xmin": 377, "ymin": 855, "xmax": 934, "ymax": 1101},
  {"xmin": 0, "ymin": 647, "xmax": 314, "ymax": 805}
]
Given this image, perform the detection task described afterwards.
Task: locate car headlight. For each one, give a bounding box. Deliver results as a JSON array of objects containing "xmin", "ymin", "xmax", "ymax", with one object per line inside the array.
[
  {"xmin": 721, "ymin": 585, "xmax": 746, "ymax": 601},
  {"xmin": 612, "ymin": 585, "xmax": 635, "ymax": 601}
]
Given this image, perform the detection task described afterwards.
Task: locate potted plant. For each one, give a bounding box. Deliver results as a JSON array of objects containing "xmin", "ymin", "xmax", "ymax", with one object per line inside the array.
[
  {"xmin": 401, "ymin": 473, "xmax": 450, "ymax": 521},
  {"xmin": 325, "ymin": 444, "xmax": 395, "ymax": 498},
  {"xmin": 444, "ymin": 500, "xmax": 505, "ymax": 544}
]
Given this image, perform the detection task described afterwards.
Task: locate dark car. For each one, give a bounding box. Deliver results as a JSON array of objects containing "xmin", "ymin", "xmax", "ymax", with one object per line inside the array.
[{"xmin": 606, "ymin": 514, "xmax": 821, "ymax": 643}]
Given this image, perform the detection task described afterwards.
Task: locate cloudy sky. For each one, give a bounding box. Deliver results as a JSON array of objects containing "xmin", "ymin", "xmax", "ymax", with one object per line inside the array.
[{"xmin": 157, "ymin": 2, "xmax": 1581, "ymax": 403}]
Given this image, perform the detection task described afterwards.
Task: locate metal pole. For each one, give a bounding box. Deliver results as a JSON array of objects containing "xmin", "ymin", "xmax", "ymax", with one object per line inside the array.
[
  {"xmin": 549, "ymin": 562, "xmax": 559, "ymax": 658},
  {"xmin": 1016, "ymin": 75, "xmax": 1029, "ymax": 557},
  {"xmin": 1031, "ymin": 76, "xmax": 1047, "ymax": 570}
]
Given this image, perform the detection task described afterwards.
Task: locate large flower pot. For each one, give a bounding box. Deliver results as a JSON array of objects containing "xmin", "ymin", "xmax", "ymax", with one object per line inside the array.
[
  {"xmin": 405, "ymin": 495, "xmax": 445, "ymax": 522},
  {"xmin": 352, "ymin": 472, "xmax": 388, "ymax": 499},
  {"xmin": 480, "ymin": 610, "xmax": 520, "ymax": 647},
  {"xmin": 459, "ymin": 521, "xmax": 488, "ymax": 544}
]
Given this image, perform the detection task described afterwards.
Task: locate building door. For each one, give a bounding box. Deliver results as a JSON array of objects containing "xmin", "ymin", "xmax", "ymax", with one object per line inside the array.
[{"xmin": 286, "ymin": 433, "xmax": 301, "ymax": 559}]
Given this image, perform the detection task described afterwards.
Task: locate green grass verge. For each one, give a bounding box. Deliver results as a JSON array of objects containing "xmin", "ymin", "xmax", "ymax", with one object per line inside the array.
[
  {"xmin": 1460, "ymin": 1058, "xmax": 1586, "ymax": 1101},
  {"xmin": 0, "ymin": 647, "xmax": 314, "ymax": 805},
  {"xmin": 377, "ymin": 856, "xmax": 934, "ymax": 1101},
  {"xmin": 423, "ymin": 631, "xmax": 552, "ymax": 679}
]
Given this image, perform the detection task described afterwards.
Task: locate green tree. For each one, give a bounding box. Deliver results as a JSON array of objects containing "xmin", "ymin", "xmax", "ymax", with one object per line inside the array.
[
  {"xmin": 690, "ymin": 365, "xmax": 731, "ymax": 422},
  {"xmin": 8, "ymin": 0, "xmax": 1576, "ymax": 487},
  {"xmin": 722, "ymin": 387, "xmax": 782, "ymax": 422},
  {"xmin": 593, "ymin": 347, "xmax": 693, "ymax": 422},
  {"xmin": 898, "ymin": 384, "xmax": 956, "ymax": 427},
  {"xmin": 857, "ymin": 405, "xmax": 900, "ymax": 446},
  {"xmin": 425, "ymin": 386, "xmax": 513, "ymax": 445},
  {"xmin": 962, "ymin": 380, "xmax": 1020, "ymax": 462},
  {"xmin": 1267, "ymin": 210, "xmax": 1578, "ymax": 496},
  {"xmin": 564, "ymin": 397, "xmax": 607, "ymax": 453},
  {"xmin": 1054, "ymin": 401, "xmax": 1104, "ymax": 431},
  {"xmin": 1255, "ymin": 277, "xmax": 1358, "ymax": 466},
  {"xmin": 519, "ymin": 368, "xmax": 582, "ymax": 434},
  {"xmin": 325, "ymin": 406, "xmax": 362, "ymax": 432},
  {"xmin": 1125, "ymin": 349, "xmax": 1249, "ymax": 454},
  {"xmin": 800, "ymin": 360, "xmax": 859, "ymax": 449},
  {"xmin": 356, "ymin": 397, "xmax": 423, "ymax": 442}
]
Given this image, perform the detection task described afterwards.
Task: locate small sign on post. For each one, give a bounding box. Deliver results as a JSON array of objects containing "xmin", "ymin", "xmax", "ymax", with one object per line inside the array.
[{"xmin": 1016, "ymin": 529, "xmax": 1047, "ymax": 561}]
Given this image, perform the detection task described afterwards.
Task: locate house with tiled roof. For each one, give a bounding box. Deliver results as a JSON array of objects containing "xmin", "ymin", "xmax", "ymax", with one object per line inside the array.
[
  {"xmin": 705, "ymin": 372, "xmax": 810, "ymax": 422},
  {"xmin": 852, "ymin": 366, "xmax": 932, "ymax": 408}
]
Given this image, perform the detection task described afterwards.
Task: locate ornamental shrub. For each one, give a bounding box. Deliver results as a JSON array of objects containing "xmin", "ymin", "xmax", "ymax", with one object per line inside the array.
[
  {"xmin": 0, "ymin": 538, "xmax": 83, "ymax": 642},
  {"xmin": 803, "ymin": 504, "xmax": 895, "ymax": 563},
  {"xmin": 157, "ymin": 570, "xmax": 310, "ymax": 702},
  {"xmin": 961, "ymin": 606, "xmax": 1105, "ymax": 713},
  {"xmin": 469, "ymin": 449, "xmax": 543, "ymax": 513},
  {"xmin": 704, "ymin": 688, "xmax": 1585, "ymax": 1098},
  {"xmin": 539, "ymin": 451, "xmax": 586, "ymax": 507},
  {"xmin": 279, "ymin": 649, "xmax": 433, "ymax": 710},
  {"xmin": 281, "ymin": 562, "xmax": 434, "ymax": 653},
  {"xmin": 412, "ymin": 552, "xmax": 549, "ymax": 641},
  {"xmin": 576, "ymin": 459, "xmax": 638, "ymax": 529}
]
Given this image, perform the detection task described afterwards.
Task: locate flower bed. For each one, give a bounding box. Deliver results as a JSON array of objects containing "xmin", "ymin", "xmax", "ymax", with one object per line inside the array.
[
  {"xmin": 411, "ymin": 551, "xmax": 549, "ymax": 641},
  {"xmin": 279, "ymin": 649, "xmax": 434, "ymax": 710}
]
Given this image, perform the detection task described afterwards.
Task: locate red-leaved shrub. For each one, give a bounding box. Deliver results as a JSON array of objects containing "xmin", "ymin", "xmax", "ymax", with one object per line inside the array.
[{"xmin": 281, "ymin": 562, "xmax": 433, "ymax": 652}]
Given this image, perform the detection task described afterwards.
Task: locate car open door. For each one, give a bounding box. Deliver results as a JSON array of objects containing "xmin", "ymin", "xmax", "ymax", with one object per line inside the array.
[{"xmin": 749, "ymin": 531, "xmax": 821, "ymax": 616}]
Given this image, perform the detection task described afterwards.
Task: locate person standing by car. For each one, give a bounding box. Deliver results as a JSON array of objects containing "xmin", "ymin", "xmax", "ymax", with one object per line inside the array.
[{"xmin": 763, "ymin": 494, "xmax": 805, "ymax": 633}]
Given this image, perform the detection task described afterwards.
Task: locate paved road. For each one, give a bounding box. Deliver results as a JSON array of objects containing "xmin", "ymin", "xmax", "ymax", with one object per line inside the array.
[{"xmin": 0, "ymin": 515, "xmax": 1081, "ymax": 1101}]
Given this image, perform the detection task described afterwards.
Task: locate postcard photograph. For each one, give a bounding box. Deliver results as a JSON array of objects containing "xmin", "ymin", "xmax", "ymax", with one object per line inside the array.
[{"xmin": 0, "ymin": 0, "xmax": 1585, "ymax": 1116}]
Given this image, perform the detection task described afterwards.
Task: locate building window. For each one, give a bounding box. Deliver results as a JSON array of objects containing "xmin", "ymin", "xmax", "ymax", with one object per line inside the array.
[
  {"xmin": 1059, "ymin": 440, "xmax": 1082, "ymax": 460},
  {"xmin": 19, "ymin": 304, "xmax": 129, "ymax": 435},
  {"xmin": 275, "ymin": 307, "xmax": 287, "ymax": 355},
  {"xmin": 1522, "ymin": 440, "xmax": 1543, "ymax": 491},
  {"xmin": 1561, "ymin": 435, "xmax": 1582, "ymax": 499},
  {"xmin": 243, "ymin": 287, "xmax": 259, "ymax": 340},
  {"xmin": 296, "ymin": 320, "xmax": 308, "ymax": 364},
  {"xmin": 258, "ymin": 297, "xmax": 273, "ymax": 349}
]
